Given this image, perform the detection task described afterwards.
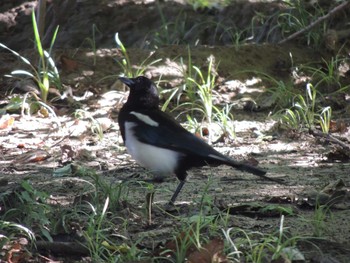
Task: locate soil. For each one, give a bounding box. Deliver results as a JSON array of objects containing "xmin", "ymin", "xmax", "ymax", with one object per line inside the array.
[{"xmin": 1, "ymin": 0, "xmax": 350, "ymax": 262}]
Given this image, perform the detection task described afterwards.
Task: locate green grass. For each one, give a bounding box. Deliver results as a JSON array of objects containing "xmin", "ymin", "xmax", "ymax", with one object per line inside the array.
[
  {"xmin": 94, "ymin": 32, "xmax": 163, "ymax": 84},
  {"xmin": 224, "ymin": 215, "xmax": 303, "ymax": 262},
  {"xmin": 74, "ymin": 109, "xmax": 105, "ymax": 140},
  {"xmin": 162, "ymin": 52, "xmax": 235, "ymax": 143},
  {"xmin": 79, "ymin": 23, "xmax": 101, "ymax": 66},
  {"xmin": 299, "ymin": 56, "xmax": 350, "ymax": 93},
  {"xmin": 1, "ymin": 180, "xmax": 53, "ymax": 241},
  {"xmin": 263, "ymin": 76, "xmax": 295, "ymax": 110},
  {"xmin": 312, "ymin": 203, "xmax": 332, "ymax": 237},
  {"xmin": 278, "ymin": 83, "xmax": 332, "ymax": 133},
  {"xmin": 114, "ymin": 33, "xmax": 162, "ymax": 78},
  {"xmin": 275, "ymin": 0, "xmax": 327, "ymax": 47},
  {"xmin": 0, "ymin": 171, "xmax": 336, "ymax": 262},
  {"xmin": 0, "ymin": 10, "xmax": 60, "ymax": 104},
  {"xmin": 186, "ymin": 0, "xmax": 229, "ymax": 10},
  {"xmin": 0, "ymin": 220, "xmax": 36, "ymax": 256},
  {"xmin": 153, "ymin": 5, "xmax": 190, "ymax": 47}
]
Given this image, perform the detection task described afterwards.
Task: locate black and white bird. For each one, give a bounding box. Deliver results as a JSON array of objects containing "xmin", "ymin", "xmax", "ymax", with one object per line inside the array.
[{"xmin": 118, "ymin": 76, "xmax": 275, "ymax": 204}]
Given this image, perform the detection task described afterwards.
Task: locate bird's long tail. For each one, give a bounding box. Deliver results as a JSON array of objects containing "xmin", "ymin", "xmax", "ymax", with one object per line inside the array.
[
  {"xmin": 236, "ymin": 162, "xmax": 266, "ymax": 176},
  {"xmin": 227, "ymin": 159, "xmax": 284, "ymax": 184}
]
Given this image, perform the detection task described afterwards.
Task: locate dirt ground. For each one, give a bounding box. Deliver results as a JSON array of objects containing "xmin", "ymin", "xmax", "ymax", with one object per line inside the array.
[{"xmin": 1, "ymin": 0, "xmax": 350, "ymax": 262}]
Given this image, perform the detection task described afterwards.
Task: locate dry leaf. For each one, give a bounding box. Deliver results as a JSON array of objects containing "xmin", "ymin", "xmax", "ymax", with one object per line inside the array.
[
  {"xmin": 0, "ymin": 115, "xmax": 14, "ymax": 129},
  {"xmin": 5, "ymin": 239, "xmax": 30, "ymax": 263},
  {"xmin": 17, "ymin": 143, "xmax": 25, "ymax": 149},
  {"xmin": 164, "ymin": 229, "xmax": 195, "ymax": 253},
  {"xmin": 15, "ymin": 150, "xmax": 50, "ymax": 163},
  {"xmin": 329, "ymin": 120, "xmax": 348, "ymax": 133},
  {"xmin": 60, "ymin": 55, "xmax": 79, "ymax": 72},
  {"xmin": 39, "ymin": 106, "xmax": 49, "ymax": 118},
  {"xmin": 187, "ymin": 238, "xmax": 227, "ymax": 263}
]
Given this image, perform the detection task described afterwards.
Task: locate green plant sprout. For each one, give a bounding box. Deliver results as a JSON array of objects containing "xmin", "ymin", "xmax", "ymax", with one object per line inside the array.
[
  {"xmin": 186, "ymin": 55, "xmax": 235, "ymax": 142},
  {"xmin": 79, "ymin": 23, "xmax": 101, "ymax": 66},
  {"xmin": 279, "ymin": 83, "xmax": 332, "ymax": 134},
  {"xmin": 312, "ymin": 202, "xmax": 332, "ymax": 237},
  {"xmin": 84, "ymin": 197, "xmax": 113, "ymax": 261},
  {"xmin": 319, "ymin": 106, "xmax": 332, "ymax": 134},
  {"xmin": 0, "ymin": 10, "xmax": 60, "ymax": 104},
  {"xmin": 214, "ymin": 103, "xmax": 235, "ymax": 139},
  {"xmin": 188, "ymin": 55, "xmax": 217, "ymax": 126},
  {"xmin": 186, "ymin": 0, "xmax": 230, "ymax": 11},
  {"xmin": 2, "ymin": 180, "xmax": 53, "ymax": 242},
  {"xmin": 224, "ymin": 215, "xmax": 303, "ymax": 262},
  {"xmin": 74, "ymin": 109, "xmax": 105, "ymax": 140},
  {"xmin": 293, "ymin": 83, "xmax": 317, "ymax": 129},
  {"xmin": 300, "ymin": 56, "xmax": 344, "ymax": 90},
  {"xmin": 154, "ymin": 3, "xmax": 187, "ymax": 46},
  {"xmin": 254, "ymin": 71, "xmax": 295, "ymax": 110},
  {"xmin": 217, "ymin": 23, "xmax": 249, "ymax": 49},
  {"xmin": 176, "ymin": 55, "xmax": 219, "ymax": 143},
  {"xmin": 161, "ymin": 46, "xmax": 197, "ymax": 111},
  {"xmin": 166, "ymin": 213, "xmax": 213, "ymax": 262},
  {"xmin": 114, "ymin": 32, "xmax": 161, "ymax": 78},
  {"xmin": 162, "ymin": 52, "xmax": 235, "ymax": 142},
  {"xmin": 115, "ymin": 32, "xmax": 132, "ymax": 78},
  {"xmin": 153, "ymin": 3, "xmax": 210, "ymax": 47}
]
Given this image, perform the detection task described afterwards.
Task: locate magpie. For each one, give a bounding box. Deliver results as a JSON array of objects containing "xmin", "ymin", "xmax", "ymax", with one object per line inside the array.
[{"xmin": 118, "ymin": 76, "xmax": 275, "ymax": 204}]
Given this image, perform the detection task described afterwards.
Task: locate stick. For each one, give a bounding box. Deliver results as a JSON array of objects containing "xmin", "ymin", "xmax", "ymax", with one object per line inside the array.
[
  {"xmin": 310, "ymin": 129, "xmax": 350, "ymax": 151},
  {"xmin": 279, "ymin": 1, "xmax": 349, "ymax": 44}
]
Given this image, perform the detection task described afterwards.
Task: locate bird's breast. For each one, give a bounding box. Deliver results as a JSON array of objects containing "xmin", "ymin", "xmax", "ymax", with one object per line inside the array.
[{"xmin": 124, "ymin": 122, "xmax": 182, "ymax": 177}]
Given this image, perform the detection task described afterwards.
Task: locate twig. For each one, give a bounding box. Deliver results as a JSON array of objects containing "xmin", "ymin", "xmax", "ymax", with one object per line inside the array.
[
  {"xmin": 279, "ymin": 1, "xmax": 349, "ymax": 44},
  {"xmin": 310, "ymin": 129, "xmax": 350, "ymax": 151}
]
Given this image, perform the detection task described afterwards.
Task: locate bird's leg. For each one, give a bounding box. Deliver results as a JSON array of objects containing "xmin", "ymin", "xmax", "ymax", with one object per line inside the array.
[{"xmin": 169, "ymin": 180, "xmax": 185, "ymax": 205}]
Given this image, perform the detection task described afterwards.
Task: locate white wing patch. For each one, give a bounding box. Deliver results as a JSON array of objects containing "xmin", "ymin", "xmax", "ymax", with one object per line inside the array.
[{"xmin": 130, "ymin": 111, "xmax": 159, "ymax": 127}]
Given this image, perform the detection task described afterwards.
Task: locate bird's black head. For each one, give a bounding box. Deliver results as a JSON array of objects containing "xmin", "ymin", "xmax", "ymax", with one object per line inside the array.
[{"xmin": 119, "ymin": 76, "xmax": 159, "ymax": 109}]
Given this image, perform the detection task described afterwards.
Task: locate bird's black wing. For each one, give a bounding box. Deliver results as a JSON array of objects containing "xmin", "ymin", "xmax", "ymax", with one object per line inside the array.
[{"xmin": 127, "ymin": 109, "xmax": 217, "ymax": 156}]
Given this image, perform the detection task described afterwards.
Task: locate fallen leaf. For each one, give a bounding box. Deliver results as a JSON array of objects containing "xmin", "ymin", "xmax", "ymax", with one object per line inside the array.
[
  {"xmin": 163, "ymin": 228, "xmax": 196, "ymax": 254},
  {"xmin": 60, "ymin": 55, "xmax": 79, "ymax": 72},
  {"xmin": 15, "ymin": 150, "xmax": 51, "ymax": 163},
  {"xmin": 0, "ymin": 115, "xmax": 14, "ymax": 129},
  {"xmin": 329, "ymin": 120, "xmax": 347, "ymax": 133},
  {"xmin": 5, "ymin": 239, "xmax": 31, "ymax": 263},
  {"xmin": 39, "ymin": 106, "xmax": 49, "ymax": 118},
  {"xmin": 187, "ymin": 238, "xmax": 228, "ymax": 263}
]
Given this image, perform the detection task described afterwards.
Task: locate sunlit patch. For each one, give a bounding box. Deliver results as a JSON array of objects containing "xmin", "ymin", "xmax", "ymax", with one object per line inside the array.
[
  {"xmin": 224, "ymin": 77, "xmax": 264, "ymax": 94},
  {"xmin": 130, "ymin": 111, "xmax": 159, "ymax": 127}
]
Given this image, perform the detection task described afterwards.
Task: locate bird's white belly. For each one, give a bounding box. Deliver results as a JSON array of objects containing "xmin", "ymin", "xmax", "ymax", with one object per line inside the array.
[{"xmin": 124, "ymin": 122, "xmax": 181, "ymax": 176}]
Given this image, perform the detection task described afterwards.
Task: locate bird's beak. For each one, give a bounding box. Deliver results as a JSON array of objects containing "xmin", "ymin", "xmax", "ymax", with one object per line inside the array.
[{"xmin": 119, "ymin": 77, "xmax": 134, "ymax": 87}]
